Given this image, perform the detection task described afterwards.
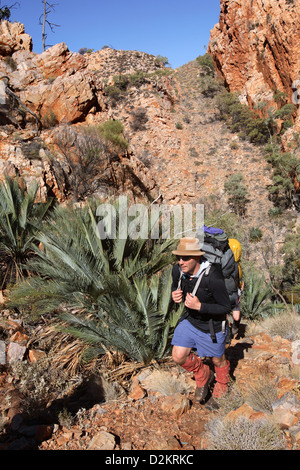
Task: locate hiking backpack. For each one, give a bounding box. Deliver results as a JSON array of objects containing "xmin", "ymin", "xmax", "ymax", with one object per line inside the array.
[
  {"xmin": 196, "ymin": 226, "xmax": 241, "ymax": 306},
  {"xmin": 228, "ymin": 238, "xmax": 243, "ymax": 289}
]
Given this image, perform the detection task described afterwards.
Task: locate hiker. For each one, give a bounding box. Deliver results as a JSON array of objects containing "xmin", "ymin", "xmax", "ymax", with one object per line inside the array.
[{"xmin": 171, "ymin": 237, "xmax": 231, "ymax": 410}]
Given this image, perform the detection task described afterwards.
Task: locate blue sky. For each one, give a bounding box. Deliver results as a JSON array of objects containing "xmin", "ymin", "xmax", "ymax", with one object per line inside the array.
[{"xmin": 8, "ymin": 0, "xmax": 221, "ymax": 68}]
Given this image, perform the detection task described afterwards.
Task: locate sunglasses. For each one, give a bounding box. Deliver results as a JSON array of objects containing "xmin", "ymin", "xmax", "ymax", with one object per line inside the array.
[{"xmin": 176, "ymin": 255, "xmax": 192, "ymax": 261}]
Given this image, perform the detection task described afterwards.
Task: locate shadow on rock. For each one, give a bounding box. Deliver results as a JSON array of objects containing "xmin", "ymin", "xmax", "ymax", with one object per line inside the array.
[{"xmin": 0, "ymin": 373, "xmax": 110, "ymax": 450}]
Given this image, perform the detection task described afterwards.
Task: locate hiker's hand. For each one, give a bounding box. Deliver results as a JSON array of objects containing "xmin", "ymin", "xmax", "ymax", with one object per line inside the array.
[
  {"xmin": 172, "ymin": 289, "xmax": 183, "ymax": 303},
  {"xmin": 185, "ymin": 293, "xmax": 201, "ymax": 311}
]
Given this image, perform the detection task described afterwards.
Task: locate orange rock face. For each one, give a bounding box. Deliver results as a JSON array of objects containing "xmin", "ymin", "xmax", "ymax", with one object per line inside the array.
[
  {"xmin": 208, "ymin": 0, "xmax": 300, "ymax": 128},
  {"xmin": 0, "ymin": 21, "xmax": 32, "ymax": 56}
]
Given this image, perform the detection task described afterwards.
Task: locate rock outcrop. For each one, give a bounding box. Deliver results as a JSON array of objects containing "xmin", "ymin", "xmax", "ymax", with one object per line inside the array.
[
  {"xmin": 208, "ymin": 0, "xmax": 300, "ymax": 131},
  {"xmin": 0, "ymin": 32, "xmax": 169, "ymax": 203},
  {"xmin": 0, "ymin": 14, "xmax": 300, "ymax": 453},
  {"xmin": 0, "ymin": 21, "xmax": 32, "ymax": 56}
]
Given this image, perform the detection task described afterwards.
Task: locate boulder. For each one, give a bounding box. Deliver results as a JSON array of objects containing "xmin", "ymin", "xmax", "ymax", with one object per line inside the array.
[
  {"xmin": 88, "ymin": 431, "xmax": 116, "ymax": 450},
  {"xmin": 0, "ymin": 21, "xmax": 32, "ymax": 56}
]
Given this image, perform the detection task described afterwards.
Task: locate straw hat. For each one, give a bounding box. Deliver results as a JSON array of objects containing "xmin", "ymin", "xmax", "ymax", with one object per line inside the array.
[{"xmin": 172, "ymin": 237, "xmax": 205, "ymax": 256}]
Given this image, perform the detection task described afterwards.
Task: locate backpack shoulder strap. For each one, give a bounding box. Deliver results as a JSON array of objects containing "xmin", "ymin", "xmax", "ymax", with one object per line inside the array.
[
  {"xmin": 191, "ymin": 264, "xmax": 211, "ymax": 297},
  {"xmin": 177, "ymin": 268, "xmax": 183, "ymax": 290}
]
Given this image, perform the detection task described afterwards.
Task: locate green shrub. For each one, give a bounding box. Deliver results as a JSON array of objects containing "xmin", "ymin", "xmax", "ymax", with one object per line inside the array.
[
  {"xmin": 199, "ymin": 75, "xmax": 223, "ymax": 97},
  {"xmin": 240, "ymin": 271, "xmax": 274, "ymax": 320},
  {"xmin": 274, "ymin": 103, "xmax": 296, "ymax": 120},
  {"xmin": 273, "ymin": 90, "xmax": 288, "ymax": 106},
  {"xmin": 249, "ymin": 227, "xmax": 263, "ymax": 242},
  {"xmin": 0, "ymin": 5, "xmax": 11, "ymax": 20},
  {"xmin": 215, "ymin": 91, "xmax": 270, "ymax": 144},
  {"xmin": 53, "ymin": 124, "xmax": 115, "ymax": 201},
  {"xmin": 0, "ymin": 177, "xmax": 53, "ymax": 288},
  {"xmin": 268, "ymin": 207, "xmax": 282, "ymax": 218},
  {"xmin": 229, "ymin": 141, "xmax": 239, "ymax": 150},
  {"xmin": 41, "ymin": 109, "xmax": 58, "ymax": 129},
  {"xmin": 260, "ymin": 311, "xmax": 300, "ymax": 340},
  {"xmin": 9, "ymin": 202, "xmax": 178, "ymax": 365},
  {"xmin": 98, "ymin": 119, "xmax": 128, "ymax": 150},
  {"xmin": 281, "ymin": 226, "xmax": 300, "ymax": 294},
  {"xmin": 196, "ymin": 53, "xmax": 215, "ymax": 76},
  {"xmin": 130, "ymin": 107, "xmax": 148, "ymax": 132},
  {"xmin": 204, "ymin": 210, "xmax": 243, "ymax": 240},
  {"xmin": 224, "ymin": 172, "xmax": 249, "ymax": 216}
]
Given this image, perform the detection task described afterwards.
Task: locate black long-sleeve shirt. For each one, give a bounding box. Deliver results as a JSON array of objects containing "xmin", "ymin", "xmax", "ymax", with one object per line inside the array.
[{"xmin": 171, "ymin": 262, "xmax": 231, "ymax": 335}]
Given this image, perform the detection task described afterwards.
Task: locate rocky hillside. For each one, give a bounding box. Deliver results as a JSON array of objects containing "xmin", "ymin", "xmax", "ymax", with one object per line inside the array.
[
  {"xmin": 0, "ymin": 4, "xmax": 300, "ymax": 453},
  {"xmin": 4, "ymin": 16, "xmax": 300, "ymax": 280},
  {"xmin": 0, "ymin": 17, "xmax": 295, "ymax": 217},
  {"xmin": 0, "ymin": 19, "xmax": 294, "ymax": 256}
]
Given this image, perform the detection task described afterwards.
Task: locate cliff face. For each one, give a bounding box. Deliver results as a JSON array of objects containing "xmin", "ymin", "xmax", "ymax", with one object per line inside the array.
[{"xmin": 208, "ymin": 0, "xmax": 300, "ymax": 131}]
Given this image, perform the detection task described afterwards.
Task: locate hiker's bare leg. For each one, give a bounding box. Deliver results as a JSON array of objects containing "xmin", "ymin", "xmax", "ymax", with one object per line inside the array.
[
  {"xmin": 212, "ymin": 354, "xmax": 227, "ymax": 368},
  {"xmin": 172, "ymin": 345, "xmax": 191, "ymax": 365}
]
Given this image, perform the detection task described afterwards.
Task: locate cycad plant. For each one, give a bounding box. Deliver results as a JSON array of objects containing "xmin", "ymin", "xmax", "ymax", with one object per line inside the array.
[
  {"xmin": 60, "ymin": 268, "xmax": 182, "ymax": 364},
  {"xmin": 240, "ymin": 272, "xmax": 275, "ymax": 320},
  {"xmin": 0, "ymin": 177, "xmax": 52, "ymax": 288},
  {"xmin": 9, "ymin": 200, "xmax": 180, "ymax": 364}
]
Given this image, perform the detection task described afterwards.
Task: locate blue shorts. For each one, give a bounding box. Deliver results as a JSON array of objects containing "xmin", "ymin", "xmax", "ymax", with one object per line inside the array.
[{"xmin": 171, "ymin": 319, "xmax": 227, "ymax": 358}]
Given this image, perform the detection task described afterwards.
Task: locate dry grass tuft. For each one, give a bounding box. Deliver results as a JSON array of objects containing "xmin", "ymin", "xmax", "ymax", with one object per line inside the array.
[
  {"xmin": 245, "ymin": 374, "xmax": 278, "ymax": 414},
  {"xmin": 260, "ymin": 312, "xmax": 300, "ymax": 341},
  {"xmin": 205, "ymin": 416, "xmax": 286, "ymax": 450},
  {"xmin": 140, "ymin": 370, "xmax": 193, "ymax": 396},
  {"xmin": 245, "ymin": 312, "xmax": 300, "ymax": 341}
]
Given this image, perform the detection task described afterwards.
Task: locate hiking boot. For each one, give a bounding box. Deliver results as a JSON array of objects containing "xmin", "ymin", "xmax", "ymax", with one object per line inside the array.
[
  {"xmin": 205, "ymin": 396, "xmax": 220, "ymax": 411},
  {"xmin": 180, "ymin": 353, "xmax": 212, "ymax": 401},
  {"xmin": 225, "ymin": 325, "xmax": 232, "ymax": 345},
  {"xmin": 231, "ymin": 320, "xmax": 240, "ymax": 337},
  {"xmin": 194, "ymin": 369, "xmax": 214, "ymax": 402}
]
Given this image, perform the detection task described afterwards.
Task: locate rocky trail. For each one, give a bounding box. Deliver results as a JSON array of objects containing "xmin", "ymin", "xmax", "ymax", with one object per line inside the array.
[{"xmin": 1, "ymin": 320, "xmax": 300, "ymax": 451}]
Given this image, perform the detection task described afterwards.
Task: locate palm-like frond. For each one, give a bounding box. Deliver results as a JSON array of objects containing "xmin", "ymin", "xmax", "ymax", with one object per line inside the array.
[
  {"xmin": 240, "ymin": 273, "xmax": 274, "ymax": 320},
  {"xmin": 0, "ymin": 177, "xmax": 52, "ymax": 286},
  {"xmin": 58, "ymin": 268, "xmax": 178, "ymax": 364},
  {"xmin": 9, "ymin": 200, "xmax": 178, "ymax": 364}
]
